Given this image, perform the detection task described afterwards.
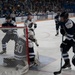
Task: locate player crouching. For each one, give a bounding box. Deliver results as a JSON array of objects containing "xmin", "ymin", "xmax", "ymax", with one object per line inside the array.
[{"xmin": 14, "ymin": 24, "xmax": 39, "ymax": 74}]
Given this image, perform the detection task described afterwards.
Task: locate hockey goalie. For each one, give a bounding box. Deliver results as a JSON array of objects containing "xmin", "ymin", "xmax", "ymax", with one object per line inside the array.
[{"xmin": 14, "ymin": 24, "xmax": 39, "ymax": 74}]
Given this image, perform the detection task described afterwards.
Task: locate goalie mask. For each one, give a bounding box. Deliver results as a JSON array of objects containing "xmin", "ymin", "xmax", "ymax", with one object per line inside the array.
[{"xmin": 72, "ymin": 55, "xmax": 75, "ymax": 66}]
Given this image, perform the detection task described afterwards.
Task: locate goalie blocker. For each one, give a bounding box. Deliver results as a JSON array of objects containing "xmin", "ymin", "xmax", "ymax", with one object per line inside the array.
[{"xmin": 3, "ymin": 57, "xmax": 16, "ymax": 67}]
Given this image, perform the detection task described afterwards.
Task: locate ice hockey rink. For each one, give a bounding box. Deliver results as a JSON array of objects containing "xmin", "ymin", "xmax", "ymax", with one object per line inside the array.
[{"xmin": 0, "ymin": 17, "xmax": 75, "ymax": 75}]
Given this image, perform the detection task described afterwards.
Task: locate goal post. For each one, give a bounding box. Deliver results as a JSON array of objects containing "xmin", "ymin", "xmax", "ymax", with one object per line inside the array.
[{"xmin": 25, "ymin": 26, "xmax": 30, "ymax": 65}]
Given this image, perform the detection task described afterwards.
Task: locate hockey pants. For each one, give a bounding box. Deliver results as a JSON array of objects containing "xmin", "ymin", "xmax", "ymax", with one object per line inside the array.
[
  {"xmin": 60, "ymin": 39, "xmax": 75, "ymax": 61},
  {"xmin": 2, "ymin": 34, "xmax": 18, "ymax": 51}
]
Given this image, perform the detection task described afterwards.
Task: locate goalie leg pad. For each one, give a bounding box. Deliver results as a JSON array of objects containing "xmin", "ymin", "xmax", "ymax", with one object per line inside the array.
[{"xmin": 3, "ymin": 57, "xmax": 16, "ymax": 67}]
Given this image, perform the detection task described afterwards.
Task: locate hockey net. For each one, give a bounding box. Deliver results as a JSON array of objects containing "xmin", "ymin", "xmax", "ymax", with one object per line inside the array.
[{"xmin": 0, "ymin": 26, "xmax": 29, "ymax": 75}]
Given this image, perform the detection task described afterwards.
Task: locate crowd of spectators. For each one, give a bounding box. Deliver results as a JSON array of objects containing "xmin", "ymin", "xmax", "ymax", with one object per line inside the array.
[
  {"xmin": 0, "ymin": 0, "xmax": 28, "ymax": 17},
  {"xmin": 0, "ymin": 0, "xmax": 75, "ymax": 18}
]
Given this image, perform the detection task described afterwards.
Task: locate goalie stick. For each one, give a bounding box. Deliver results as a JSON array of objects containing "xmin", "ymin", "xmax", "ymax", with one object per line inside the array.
[{"xmin": 53, "ymin": 36, "xmax": 64, "ymax": 75}]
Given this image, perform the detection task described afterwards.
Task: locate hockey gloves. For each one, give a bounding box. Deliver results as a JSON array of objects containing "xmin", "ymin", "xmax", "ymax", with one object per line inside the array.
[
  {"xmin": 60, "ymin": 28, "xmax": 65, "ymax": 36},
  {"xmin": 34, "ymin": 24, "xmax": 37, "ymax": 29}
]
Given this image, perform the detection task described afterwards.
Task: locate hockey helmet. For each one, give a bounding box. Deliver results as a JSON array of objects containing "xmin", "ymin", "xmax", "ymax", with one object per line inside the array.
[
  {"xmin": 72, "ymin": 55, "xmax": 75, "ymax": 66},
  {"xmin": 60, "ymin": 11, "xmax": 69, "ymax": 19}
]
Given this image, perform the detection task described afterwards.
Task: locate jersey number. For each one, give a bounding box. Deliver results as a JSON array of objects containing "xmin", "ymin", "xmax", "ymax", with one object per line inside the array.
[{"xmin": 15, "ymin": 43, "xmax": 23, "ymax": 53}]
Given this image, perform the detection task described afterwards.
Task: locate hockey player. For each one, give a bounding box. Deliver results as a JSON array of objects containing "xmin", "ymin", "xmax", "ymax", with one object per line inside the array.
[
  {"xmin": 24, "ymin": 14, "xmax": 37, "ymax": 29},
  {"xmin": 14, "ymin": 35, "xmax": 29, "ymax": 74},
  {"xmin": 27, "ymin": 24, "xmax": 39, "ymax": 64},
  {"xmin": 54, "ymin": 12, "xmax": 60, "ymax": 36},
  {"xmin": 24, "ymin": 13, "xmax": 39, "ymax": 64},
  {"xmin": 0, "ymin": 16, "xmax": 18, "ymax": 54},
  {"xmin": 14, "ymin": 23, "xmax": 39, "ymax": 74},
  {"xmin": 59, "ymin": 11, "xmax": 75, "ymax": 69}
]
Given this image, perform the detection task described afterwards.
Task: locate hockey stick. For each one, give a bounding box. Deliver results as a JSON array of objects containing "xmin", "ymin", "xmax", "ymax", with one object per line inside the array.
[{"xmin": 54, "ymin": 35, "xmax": 64, "ymax": 75}]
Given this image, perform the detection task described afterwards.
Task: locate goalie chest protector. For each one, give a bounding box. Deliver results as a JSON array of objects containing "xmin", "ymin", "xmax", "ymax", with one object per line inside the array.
[{"xmin": 14, "ymin": 36, "xmax": 26, "ymax": 60}]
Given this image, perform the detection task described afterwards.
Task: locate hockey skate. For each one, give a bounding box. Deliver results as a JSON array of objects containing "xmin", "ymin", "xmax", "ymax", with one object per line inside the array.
[
  {"xmin": 30, "ymin": 57, "xmax": 40, "ymax": 67},
  {"xmin": 34, "ymin": 58, "xmax": 40, "ymax": 66},
  {"xmin": 62, "ymin": 59, "xmax": 71, "ymax": 69},
  {"xmin": 61, "ymin": 63, "xmax": 71, "ymax": 69},
  {"xmin": 0, "ymin": 50, "xmax": 6, "ymax": 54}
]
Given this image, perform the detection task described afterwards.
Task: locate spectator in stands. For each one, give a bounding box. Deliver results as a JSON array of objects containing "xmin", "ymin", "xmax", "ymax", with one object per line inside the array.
[
  {"xmin": 10, "ymin": 11, "xmax": 16, "ymax": 22},
  {"xmin": 0, "ymin": 0, "xmax": 75, "ymax": 18}
]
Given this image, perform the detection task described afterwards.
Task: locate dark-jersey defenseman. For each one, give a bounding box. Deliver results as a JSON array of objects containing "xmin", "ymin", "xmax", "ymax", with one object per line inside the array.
[
  {"xmin": 60, "ymin": 11, "xmax": 75, "ymax": 69},
  {"xmin": 0, "ymin": 16, "xmax": 18, "ymax": 54},
  {"xmin": 55, "ymin": 13, "xmax": 60, "ymax": 36}
]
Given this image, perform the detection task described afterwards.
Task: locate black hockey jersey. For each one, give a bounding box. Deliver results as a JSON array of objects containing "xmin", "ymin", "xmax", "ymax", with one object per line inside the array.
[
  {"xmin": 14, "ymin": 36, "xmax": 26, "ymax": 60},
  {"xmin": 55, "ymin": 14, "xmax": 60, "ymax": 24},
  {"xmin": 60, "ymin": 19, "xmax": 75, "ymax": 41},
  {"xmin": 2, "ymin": 20, "xmax": 17, "ymax": 34}
]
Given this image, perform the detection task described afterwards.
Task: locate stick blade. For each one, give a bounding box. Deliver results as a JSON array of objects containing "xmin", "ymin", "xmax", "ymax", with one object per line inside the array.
[{"xmin": 53, "ymin": 70, "xmax": 61, "ymax": 75}]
